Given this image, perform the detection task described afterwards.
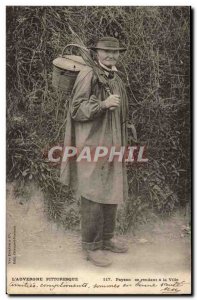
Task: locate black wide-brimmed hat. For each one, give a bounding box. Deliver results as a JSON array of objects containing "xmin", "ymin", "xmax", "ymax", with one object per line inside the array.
[{"xmin": 88, "ymin": 37, "xmax": 126, "ymax": 52}]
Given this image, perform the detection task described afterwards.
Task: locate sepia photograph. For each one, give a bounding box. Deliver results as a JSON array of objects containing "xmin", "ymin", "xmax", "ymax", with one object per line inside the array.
[{"xmin": 6, "ymin": 6, "xmax": 191, "ymax": 294}]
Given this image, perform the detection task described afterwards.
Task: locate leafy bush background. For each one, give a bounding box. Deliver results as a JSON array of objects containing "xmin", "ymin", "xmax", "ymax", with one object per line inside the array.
[{"xmin": 6, "ymin": 6, "xmax": 190, "ymax": 232}]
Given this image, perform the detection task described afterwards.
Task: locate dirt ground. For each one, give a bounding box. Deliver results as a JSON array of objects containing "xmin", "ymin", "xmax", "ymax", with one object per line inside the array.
[{"xmin": 6, "ymin": 182, "xmax": 191, "ymax": 294}]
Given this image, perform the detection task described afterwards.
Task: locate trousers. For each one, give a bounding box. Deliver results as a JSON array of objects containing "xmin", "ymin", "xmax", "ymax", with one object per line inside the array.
[{"xmin": 81, "ymin": 197, "xmax": 117, "ymax": 250}]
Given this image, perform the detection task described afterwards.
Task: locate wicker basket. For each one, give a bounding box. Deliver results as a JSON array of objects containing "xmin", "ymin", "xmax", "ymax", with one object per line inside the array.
[{"xmin": 52, "ymin": 44, "xmax": 87, "ymax": 92}]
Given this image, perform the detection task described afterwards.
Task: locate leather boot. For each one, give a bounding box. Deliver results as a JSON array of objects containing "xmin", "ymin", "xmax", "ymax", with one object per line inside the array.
[
  {"xmin": 85, "ymin": 250, "xmax": 112, "ymax": 267},
  {"xmin": 103, "ymin": 239, "xmax": 128, "ymax": 253}
]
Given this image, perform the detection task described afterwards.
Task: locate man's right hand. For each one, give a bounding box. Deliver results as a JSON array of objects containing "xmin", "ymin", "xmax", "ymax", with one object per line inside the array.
[{"xmin": 103, "ymin": 94, "xmax": 120, "ymax": 110}]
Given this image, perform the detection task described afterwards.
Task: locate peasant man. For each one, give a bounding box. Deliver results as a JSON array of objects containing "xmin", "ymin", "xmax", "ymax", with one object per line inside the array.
[{"xmin": 60, "ymin": 37, "xmax": 129, "ymax": 267}]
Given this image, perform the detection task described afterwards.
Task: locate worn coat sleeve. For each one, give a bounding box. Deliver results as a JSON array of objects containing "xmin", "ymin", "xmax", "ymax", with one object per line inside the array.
[{"xmin": 70, "ymin": 67, "xmax": 106, "ymax": 121}]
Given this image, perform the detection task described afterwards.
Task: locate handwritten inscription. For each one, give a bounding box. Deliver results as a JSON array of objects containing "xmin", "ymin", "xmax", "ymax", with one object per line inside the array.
[
  {"xmin": 160, "ymin": 281, "xmax": 187, "ymax": 294},
  {"xmin": 8, "ymin": 276, "xmax": 190, "ymax": 294}
]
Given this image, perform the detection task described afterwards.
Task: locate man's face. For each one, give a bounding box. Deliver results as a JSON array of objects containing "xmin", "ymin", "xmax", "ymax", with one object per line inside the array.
[{"xmin": 97, "ymin": 49, "xmax": 120, "ymax": 67}]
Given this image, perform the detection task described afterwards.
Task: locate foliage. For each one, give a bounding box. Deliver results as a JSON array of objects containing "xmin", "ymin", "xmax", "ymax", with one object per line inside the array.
[{"xmin": 6, "ymin": 6, "xmax": 190, "ymax": 231}]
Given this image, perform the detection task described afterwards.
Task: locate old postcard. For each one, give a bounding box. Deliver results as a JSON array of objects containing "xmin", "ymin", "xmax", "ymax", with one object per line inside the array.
[{"xmin": 6, "ymin": 6, "xmax": 191, "ymax": 295}]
